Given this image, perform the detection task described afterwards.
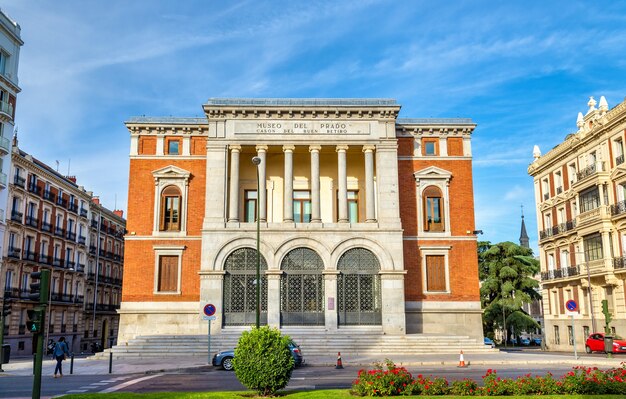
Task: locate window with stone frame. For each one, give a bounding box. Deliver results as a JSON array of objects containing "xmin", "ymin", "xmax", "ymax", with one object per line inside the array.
[
  {"xmin": 583, "ymin": 233, "xmax": 603, "ymax": 261},
  {"xmin": 159, "ymin": 185, "xmax": 181, "ymax": 231},
  {"xmin": 579, "ymin": 187, "xmax": 600, "ymax": 213},
  {"xmin": 423, "ymin": 186, "xmax": 444, "ymax": 232},
  {"xmin": 157, "ymin": 255, "xmax": 179, "ymax": 293},
  {"xmin": 425, "ymin": 255, "xmax": 446, "ymax": 292},
  {"xmin": 244, "ymin": 190, "xmax": 258, "ymax": 222}
]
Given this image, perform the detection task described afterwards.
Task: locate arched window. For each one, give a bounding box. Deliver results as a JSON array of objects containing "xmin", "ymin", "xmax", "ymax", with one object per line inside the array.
[
  {"xmin": 280, "ymin": 248, "xmax": 324, "ymax": 326},
  {"xmin": 423, "ymin": 186, "xmax": 444, "ymax": 232},
  {"xmin": 337, "ymin": 248, "xmax": 381, "ymax": 325},
  {"xmin": 160, "ymin": 186, "xmax": 181, "ymax": 231}
]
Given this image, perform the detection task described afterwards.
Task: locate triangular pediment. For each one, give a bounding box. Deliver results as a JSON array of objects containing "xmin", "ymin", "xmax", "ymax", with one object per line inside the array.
[
  {"xmin": 413, "ymin": 166, "xmax": 452, "ymax": 182},
  {"xmin": 610, "ymin": 163, "xmax": 626, "ymax": 182},
  {"xmin": 152, "ymin": 165, "xmax": 191, "ymax": 180}
]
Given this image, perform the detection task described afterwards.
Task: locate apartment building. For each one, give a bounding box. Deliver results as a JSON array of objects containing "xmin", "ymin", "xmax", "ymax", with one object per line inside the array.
[
  {"xmin": 120, "ymin": 98, "xmax": 483, "ymax": 344},
  {"xmin": 2, "ymin": 141, "xmax": 125, "ymax": 355},
  {"xmin": 529, "ymin": 96, "xmax": 626, "ymax": 351},
  {"xmin": 0, "ymin": 9, "xmax": 22, "ymax": 307}
]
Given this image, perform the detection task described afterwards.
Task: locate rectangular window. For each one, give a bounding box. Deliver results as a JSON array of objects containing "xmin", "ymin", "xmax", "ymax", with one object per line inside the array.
[
  {"xmin": 157, "ymin": 255, "xmax": 179, "ymax": 292},
  {"xmin": 583, "ymin": 234, "xmax": 603, "ymax": 261},
  {"xmin": 0, "ymin": 51, "xmax": 7, "ymax": 75},
  {"xmin": 554, "ymin": 326, "xmax": 560, "ymax": 345},
  {"xmin": 347, "ymin": 190, "xmax": 359, "ymax": 223},
  {"xmin": 583, "ymin": 326, "xmax": 590, "ymax": 339},
  {"xmin": 293, "ymin": 190, "xmax": 311, "ymax": 223},
  {"xmin": 423, "ymin": 139, "xmax": 438, "ymax": 156},
  {"xmin": 4, "ymin": 270, "xmax": 12, "ymax": 290},
  {"xmin": 568, "ymin": 326, "xmax": 574, "ymax": 346},
  {"xmin": 425, "ymin": 255, "xmax": 446, "ymax": 292},
  {"xmin": 244, "ymin": 190, "xmax": 257, "ymax": 223},
  {"xmin": 579, "ymin": 187, "xmax": 600, "ymax": 213},
  {"xmin": 168, "ymin": 140, "xmax": 180, "ymax": 155}
]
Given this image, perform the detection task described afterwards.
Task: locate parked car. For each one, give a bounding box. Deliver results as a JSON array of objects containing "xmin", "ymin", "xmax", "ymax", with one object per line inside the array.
[
  {"xmin": 510, "ymin": 337, "xmax": 517, "ymax": 345},
  {"xmin": 520, "ymin": 337, "xmax": 531, "ymax": 346},
  {"xmin": 212, "ymin": 340, "xmax": 304, "ymax": 370},
  {"xmin": 585, "ymin": 333, "xmax": 626, "ymax": 354},
  {"xmin": 532, "ymin": 337, "xmax": 542, "ymax": 346},
  {"xmin": 483, "ymin": 337, "xmax": 495, "ymax": 348}
]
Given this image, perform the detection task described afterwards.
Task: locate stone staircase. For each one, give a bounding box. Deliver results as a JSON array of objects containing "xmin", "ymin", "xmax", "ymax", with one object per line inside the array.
[{"xmin": 96, "ymin": 328, "xmax": 493, "ymax": 359}]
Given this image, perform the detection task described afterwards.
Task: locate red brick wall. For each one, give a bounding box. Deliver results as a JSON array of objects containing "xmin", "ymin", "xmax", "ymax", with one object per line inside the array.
[{"xmin": 447, "ymin": 138, "xmax": 463, "ymax": 156}]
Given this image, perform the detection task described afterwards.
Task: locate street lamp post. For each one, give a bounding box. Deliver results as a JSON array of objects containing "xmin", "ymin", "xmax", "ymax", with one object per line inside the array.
[{"xmin": 252, "ymin": 156, "xmax": 262, "ymax": 329}]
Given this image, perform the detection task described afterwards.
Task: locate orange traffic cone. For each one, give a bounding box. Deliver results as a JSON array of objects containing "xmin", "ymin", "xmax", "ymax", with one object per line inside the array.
[
  {"xmin": 335, "ymin": 352, "xmax": 344, "ymax": 369},
  {"xmin": 457, "ymin": 350, "xmax": 468, "ymax": 368}
]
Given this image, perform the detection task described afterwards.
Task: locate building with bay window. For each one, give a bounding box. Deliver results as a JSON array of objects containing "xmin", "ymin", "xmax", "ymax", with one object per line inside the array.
[
  {"xmin": 120, "ymin": 98, "xmax": 484, "ymax": 350},
  {"xmin": 529, "ymin": 96, "xmax": 626, "ymax": 351}
]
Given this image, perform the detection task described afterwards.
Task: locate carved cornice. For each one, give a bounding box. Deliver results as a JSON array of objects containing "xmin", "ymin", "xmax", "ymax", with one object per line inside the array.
[
  {"xmin": 529, "ymin": 100, "xmax": 626, "ymax": 176},
  {"xmin": 125, "ymin": 121, "xmax": 208, "ymax": 136}
]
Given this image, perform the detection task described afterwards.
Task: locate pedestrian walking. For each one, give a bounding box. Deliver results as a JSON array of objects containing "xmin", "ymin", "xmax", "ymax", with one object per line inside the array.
[{"xmin": 53, "ymin": 336, "xmax": 70, "ymax": 378}]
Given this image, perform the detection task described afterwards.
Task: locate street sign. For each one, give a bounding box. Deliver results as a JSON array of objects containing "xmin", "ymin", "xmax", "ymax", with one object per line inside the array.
[
  {"xmin": 566, "ymin": 299, "xmax": 578, "ymax": 312},
  {"xmin": 202, "ymin": 303, "xmax": 217, "ymax": 321}
]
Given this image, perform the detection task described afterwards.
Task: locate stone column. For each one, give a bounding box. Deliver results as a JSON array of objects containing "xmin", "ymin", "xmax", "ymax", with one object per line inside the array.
[
  {"xmin": 310, "ymin": 145, "xmax": 322, "ymax": 223},
  {"xmin": 266, "ymin": 272, "xmax": 282, "ymax": 328},
  {"xmin": 228, "ymin": 145, "xmax": 241, "ymax": 222},
  {"xmin": 283, "ymin": 145, "xmax": 295, "ymax": 222},
  {"xmin": 324, "ymin": 271, "xmax": 339, "ymax": 330},
  {"xmin": 256, "ymin": 145, "xmax": 268, "ymax": 222},
  {"xmin": 336, "ymin": 145, "xmax": 349, "ymax": 222},
  {"xmin": 203, "ymin": 144, "xmax": 228, "ymax": 228},
  {"xmin": 363, "ymin": 145, "xmax": 376, "ymax": 222}
]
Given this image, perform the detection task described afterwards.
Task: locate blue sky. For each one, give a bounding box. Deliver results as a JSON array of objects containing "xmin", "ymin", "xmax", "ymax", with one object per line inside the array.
[{"xmin": 3, "ymin": 0, "xmax": 626, "ymax": 252}]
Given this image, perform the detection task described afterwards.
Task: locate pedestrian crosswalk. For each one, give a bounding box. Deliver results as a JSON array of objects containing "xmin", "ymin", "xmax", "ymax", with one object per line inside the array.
[{"xmin": 64, "ymin": 375, "xmax": 136, "ymax": 394}]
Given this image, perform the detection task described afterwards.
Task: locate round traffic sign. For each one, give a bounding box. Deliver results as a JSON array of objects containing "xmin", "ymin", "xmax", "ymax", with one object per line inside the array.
[
  {"xmin": 203, "ymin": 303, "xmax": 216, "ymax": 317},
  {"xmin": 565, "ymin": 299, "xmax": 578, "ymax": 312}
]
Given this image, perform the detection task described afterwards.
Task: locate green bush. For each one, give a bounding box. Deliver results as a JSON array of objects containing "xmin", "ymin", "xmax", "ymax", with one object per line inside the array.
[
  {"xmin": 232, "ymin": 326, "xmax": 294, "ymax": 396},
  {"xmin": 351, "ymin": 360, "xmax": 414, "ymax": 397},
  {"xmin": 449, "ymin": 379, "xmax": 478, "ymax": 396}
]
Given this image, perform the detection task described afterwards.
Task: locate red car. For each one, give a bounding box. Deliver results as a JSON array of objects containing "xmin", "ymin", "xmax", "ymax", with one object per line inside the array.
[{"xmin": 585, "ymin": 333, "xmax": 626, "ymax": 354}]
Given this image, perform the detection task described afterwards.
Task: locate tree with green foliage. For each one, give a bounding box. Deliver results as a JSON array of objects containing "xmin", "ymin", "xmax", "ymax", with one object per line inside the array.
[
  {"xmin": 479, "ymin": 241, "xmax": 542, "ymax": 344},
  {"xmin": 232, "ymin": 326, "xmax": 294, "ymax": 396}
]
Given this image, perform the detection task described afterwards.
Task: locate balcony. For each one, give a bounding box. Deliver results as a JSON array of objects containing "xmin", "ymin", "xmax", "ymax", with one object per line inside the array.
[
  {"xmin": 576, "ymin": 162, "xmax": 605, "ymax": 180},
  {"xmin": 113, "ymin": 254, "xmax": 121, "ymax": 262},
  {"xmin": 13, "ymin": 175, "xmax": 25, "ymax": 188},
  {"xmin": 28, "ymin": 183, "xmax": 41, "ymax": 196},
  {"xmin": 80, "ymin": 208, "xmax": 88, "ymax": 218},
  {"xmin": 0, "ymin": 99, "xmax": 13, "ymax": 119},
  {"xmin": 66, "ymin": 260, "xmax": 76, "ymax": 269},
  {"xmin": 78, "ymin": 235, "xmax": 86, "ymax": 245},
  {"xmin": 54, "ymin": 227, "xmax": 65, "ymax": 237},
  {"xmin": 66, "ymin": 231, "xmax": 76, "ymax": 241},
  {"xmin": 91, "ymin": 219, "xmax": 99, "ymax": 228},
  {"xmin": 0, "ymin": 135, "xmax": 9, "ymax": 154},
  {"xmin": 38, "ymin": 253, "xmax": 50, "ymax": 264},
  {"xmin": 25, "ymin": 215, "xmax": 39, "ymax": 228},
  {"xmin": 57, "ymin": 197, "xmax": 67, "ymax": 208},
  {"xmin": 86, "ymin": 271, "xmax": 96, "ymax": 281},
  {"xmin": 43, "ymin": 190, "xmax": 56, "ymax": 203},
  {"xmin": 577, "ymin": 205, "xmax": 610, "ymax": 227},
  {"xmin": 543, "ymin": 193, "xmax": 549, "ymax": 201},
  {"xmin": 7, "ymin": 246, "xmax": 20, "ymax": 259},
  {"xmin": 539, "ymin": 219, "xmax": 576, "ymax": 241},
  {"xmin": 68, "ymin": 202, "xmax": 78, "ymax": 213},
  {"xmin": 541, "ymin": 265, "xmax": 580, "ymax": 281},
  {"xmin": 89, "ymin": 245, "xmax": 97, "ymax": 255},
  {"xmin": 611, "ymin": 200, "xmax": 626, "ymax": 218},
  {"xmin": 24, "ymin": 250, "xmax": 37, "ymax": 262},
  {"xmin": 556, "ymin": 186, "xmax": 563, "ymax": 195},
  {"xmin": 613, "ymin": 256, "xmax": 626, "ymax": 271},
  {"xmin": 52, "ymin": 258, "xmax": 63, "ymax": 267},
  {"xmin": 41, "ymin": 221, "xmax": 52, "ymax": 232},
  {"xmin": 10, "ymin": 210, "xmax": 22, "ymax": 223},
  {"xmin": 76, "ymin": 263, "xmax": 85, "ymax": 272}
]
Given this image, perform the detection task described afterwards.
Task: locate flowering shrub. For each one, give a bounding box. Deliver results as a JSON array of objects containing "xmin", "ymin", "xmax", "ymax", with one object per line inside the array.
[
  {"xmin": 449, "ymin": 379, "xmax": 478, "ymax": 396},
  {"xmin": 351, "ymin": 361, "xmax": 626, "ymax": 396},
  {"xmin": 351, "ymin": 359, "xmax": 414, "ymax": 397}
]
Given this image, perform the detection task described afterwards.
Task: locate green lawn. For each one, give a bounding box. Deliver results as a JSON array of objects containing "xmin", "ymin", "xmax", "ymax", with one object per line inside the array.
[{"xmin": 61, "ymin": 391, "xmax": 626, "ymax": 399}]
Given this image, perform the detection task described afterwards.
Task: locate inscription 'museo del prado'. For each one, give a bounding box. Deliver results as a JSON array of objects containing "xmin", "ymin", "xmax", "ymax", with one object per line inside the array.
[{"xmin": 234, "ymin": 121, "xmax": 371, "ymax": 135}]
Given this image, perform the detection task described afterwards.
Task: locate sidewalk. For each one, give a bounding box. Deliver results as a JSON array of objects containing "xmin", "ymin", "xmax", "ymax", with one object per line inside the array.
[{"xmin": 1, "ymin": 351, "xmax": 624, "ymax": 377}]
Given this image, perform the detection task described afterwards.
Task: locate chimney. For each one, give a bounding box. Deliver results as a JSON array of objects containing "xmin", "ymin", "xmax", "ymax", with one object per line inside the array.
[
  {"xmin": 92, "ymin": 196, "xmax": 100, "ymax": 205},
  {"xmin": 113, "ymin": 210, "xmax": 124, "ymax": 218},
  {"xmin": 66, "ymin": 175, "xmax": 77, "ymax": 183}
]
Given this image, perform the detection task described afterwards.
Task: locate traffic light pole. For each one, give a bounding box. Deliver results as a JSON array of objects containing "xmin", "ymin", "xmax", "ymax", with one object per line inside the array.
[{"xmin": 30, "ymin": 269, "xmax": 50, "ymax": 399}]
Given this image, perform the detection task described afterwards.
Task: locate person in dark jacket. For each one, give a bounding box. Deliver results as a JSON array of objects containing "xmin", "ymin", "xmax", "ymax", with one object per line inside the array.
[{"xmin": 53, "ymin": 336, "xmax": 70, "ymax": 378}]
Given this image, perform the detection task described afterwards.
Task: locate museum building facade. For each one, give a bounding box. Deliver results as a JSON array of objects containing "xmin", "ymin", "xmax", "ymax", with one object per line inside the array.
[{"xmin": 119, "ymin": 98, "xmax": 482, "ymax": 342}]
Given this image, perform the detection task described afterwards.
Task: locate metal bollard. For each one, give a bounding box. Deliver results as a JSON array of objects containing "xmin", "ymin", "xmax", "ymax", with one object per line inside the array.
[
  {"xmin": 108, "ymin": 351, "xmax": 112, "ymax": 374},
  {"xmin": 70, "ymin": 354, "xmax": 74, "ymax": 375}
]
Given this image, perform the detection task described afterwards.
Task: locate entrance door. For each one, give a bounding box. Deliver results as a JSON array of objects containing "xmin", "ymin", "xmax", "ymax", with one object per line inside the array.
[
  {"xmin": 337, "ymin": 248, "xmax": 381, "ymax": 325},
  {"xmin": 280, "ymin": 248, "xmax": 324, "ymax": 326},
  {"xmin": 223, "ymin": 248, "xmax": 268, "ymax": 326}
]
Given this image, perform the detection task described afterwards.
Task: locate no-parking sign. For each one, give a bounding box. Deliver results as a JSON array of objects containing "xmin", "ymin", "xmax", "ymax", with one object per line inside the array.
[{"xmin": 202, "ymin": 303, "xmax": 217, "ymax": 320}]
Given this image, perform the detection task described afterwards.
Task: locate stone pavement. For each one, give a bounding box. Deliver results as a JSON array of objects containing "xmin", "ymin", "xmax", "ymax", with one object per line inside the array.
[{"xmin": 1, "ymin": 350, "xmax": 624, "ymax": 377}]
